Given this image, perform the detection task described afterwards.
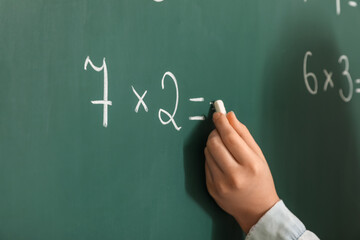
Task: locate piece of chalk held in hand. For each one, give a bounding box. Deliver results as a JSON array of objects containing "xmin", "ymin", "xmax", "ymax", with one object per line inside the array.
[{"xmin": 214, "ymin": 100, "xmax": 227, "ymax": 114}]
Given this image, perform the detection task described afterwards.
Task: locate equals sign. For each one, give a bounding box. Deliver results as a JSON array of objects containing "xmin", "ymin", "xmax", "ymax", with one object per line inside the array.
[
  {"xmin": 189, "ymin": 97, "xmax": 206, "ymax": 121},
  {"xmin": 355, "ymin": 79, "xmax": 360, "ymax": 93},
  {"xmin": 349, "ymin": 1, "xmax": 358, "ymax": 7}
]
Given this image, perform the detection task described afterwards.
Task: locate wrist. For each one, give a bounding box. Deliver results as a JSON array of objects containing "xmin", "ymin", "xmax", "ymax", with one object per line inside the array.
[
  {"xmin": 234, "ymin": 212, "xmax": 265, "ymax": 234},
  {"xmin": 233, "ymin": 197, "xmax": 280, "ymax": 233}
]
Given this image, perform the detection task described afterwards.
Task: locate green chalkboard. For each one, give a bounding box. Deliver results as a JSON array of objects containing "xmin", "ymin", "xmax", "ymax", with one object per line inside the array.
[{"xmin": 1, "ymin": 0, "xmax": 359, "ymax": 239}]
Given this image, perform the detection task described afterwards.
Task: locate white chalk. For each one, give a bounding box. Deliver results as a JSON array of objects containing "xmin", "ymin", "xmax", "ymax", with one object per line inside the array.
[{"xmin": 214, "ymin": 100, "xmax": 227, "ymax": 114}]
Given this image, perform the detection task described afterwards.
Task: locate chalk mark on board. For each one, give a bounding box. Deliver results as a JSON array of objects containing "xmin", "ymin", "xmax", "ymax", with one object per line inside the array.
[
  {"xmin": 338, "ymin": 55, "xmax": 353, "ymax": 102},
  {"xmin": 189, "ymin": 97, "xmax": 205, "ymax": 102},
  {"xmin": 337, "ymin": 0, "xmax": 341, "ymax": 15},
  {"xmin": 132, "ymin": 86, "xmax": 148, "ymax": 113},
  {"xmin": 189, "ymin": 116, "xmax": 206, "ymax": 121},
  {"xmin": 355, "ymin": 79, "xmax": 360, "ymax": 93},
  {"xmin": 303, "ymin": 51, "xmax": 318, "ymax": 95},
  {"xmin": 189, "ymin": 97, "xmax": 206, "ymax": 121},
  {"xmin": 84, "ymin": 56, "xmax": 112, "ymax": 127},
  {"xmin": 158, "ymin": 72, "xmax": 182, "ymax": 131},
  {"xmin": 306, "ymin": 0, "xmax": 358, "ymax": 15},
  {"xmin": 323, "ymin": 69, "xmax": 334, "ymax": 91},
  {"xmin": 349, "ymin": 1, "xmax": 358, "ymax": 7}
]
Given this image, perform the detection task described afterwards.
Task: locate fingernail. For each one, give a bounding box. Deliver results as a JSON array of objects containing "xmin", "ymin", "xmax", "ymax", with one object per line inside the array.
[{"xmin": 213, "ymin": 112, "xmax": 222, "ymax": 120}]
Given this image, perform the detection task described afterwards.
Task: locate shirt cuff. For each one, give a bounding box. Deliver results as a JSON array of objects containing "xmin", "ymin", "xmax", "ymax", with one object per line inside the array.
[{"xmin": 245, "ymin": 200, "xmax": 306, "ymax": 240}]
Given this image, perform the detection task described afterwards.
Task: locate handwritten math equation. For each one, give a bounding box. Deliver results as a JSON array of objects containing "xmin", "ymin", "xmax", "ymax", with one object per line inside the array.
[
  {"xmin": 84, "ymin": 56, "xmax": 209, "ymax": 130},
  {"xmin": 304, "ymin": 0, "xmax": 358, "ymax": 15},
  {"xmin": 303, "ymin": 51, "xmax": 360, "ymax": 102}
]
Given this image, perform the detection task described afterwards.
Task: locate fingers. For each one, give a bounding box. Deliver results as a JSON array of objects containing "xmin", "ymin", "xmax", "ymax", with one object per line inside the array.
[
  {"xmin": 212, "ymin": 112, "xmax": 257, "ymax": 165},
  {"xmin": 206, "ymin": 130, "xmax": 239, "ymax": 173},
  {"xmin": 205, "ymin": 160, "xmax": 214, "ymax": 192},
  {"xmin": 226, "ymin": 111, "xmax": 265, "ymax": 160},
  {"xmin": 204, "ymin": 147, "xmax": 224, "ymax": 178}
]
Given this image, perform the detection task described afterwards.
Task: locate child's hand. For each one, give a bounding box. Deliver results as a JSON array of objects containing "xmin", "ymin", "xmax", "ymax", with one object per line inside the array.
[{"xmin": 205, "ymin": 111, "xmax": 279, "ymax": 233}]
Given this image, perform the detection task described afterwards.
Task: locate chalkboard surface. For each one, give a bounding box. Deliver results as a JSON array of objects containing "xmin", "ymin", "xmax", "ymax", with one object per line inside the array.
[{"xmin": 1, "ymin": 1, "xmax": 359, "ymax": 239}]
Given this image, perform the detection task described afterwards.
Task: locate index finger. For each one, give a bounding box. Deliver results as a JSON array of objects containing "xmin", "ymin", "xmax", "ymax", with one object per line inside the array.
[{"xmin": 212, "ymin": 112, "xmax": 256, "ymax": 165}]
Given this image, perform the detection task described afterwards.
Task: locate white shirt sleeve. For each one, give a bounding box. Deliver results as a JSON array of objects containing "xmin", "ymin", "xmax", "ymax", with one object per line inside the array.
[{"xmin": 245, "ymin": 200, "xmax": 319, "ymax": 240}]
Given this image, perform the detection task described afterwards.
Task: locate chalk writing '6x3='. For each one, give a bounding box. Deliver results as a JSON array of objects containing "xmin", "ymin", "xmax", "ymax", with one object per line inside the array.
[{"xmin": 303, "ymin": 51, "xmax": 360, "ymax": 102}]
